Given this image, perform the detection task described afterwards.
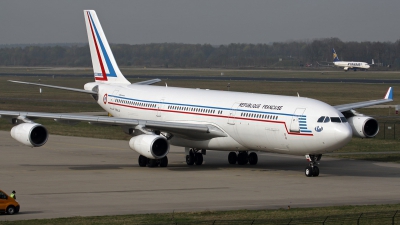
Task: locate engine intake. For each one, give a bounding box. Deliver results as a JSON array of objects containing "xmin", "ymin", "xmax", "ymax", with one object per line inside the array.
[
  {"xmin": 347, "ymin": 116, "xmax": 379, "ymax": 138},
  {"xmin": 11, "ymin": 123, "xmax": 48, "ymax": 147},
  {"xmin": 129, "ymin": 134, "xmax": 169, "ymax": 159}
]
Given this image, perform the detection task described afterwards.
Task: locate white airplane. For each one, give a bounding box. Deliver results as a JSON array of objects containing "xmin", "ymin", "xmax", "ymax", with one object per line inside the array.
[
  {"xmin": 0, "ymin": 10, "xmax": 393, "ymax": 177},
  {"xmin": 332, "ymin": 48, "xmax": 374, "ymax": 71}
]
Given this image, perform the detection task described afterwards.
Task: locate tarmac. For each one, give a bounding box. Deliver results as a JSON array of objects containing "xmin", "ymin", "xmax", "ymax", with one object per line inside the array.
[{"xmin": 1, "ymin": 130, "xmax": 400, "ymax": 221}]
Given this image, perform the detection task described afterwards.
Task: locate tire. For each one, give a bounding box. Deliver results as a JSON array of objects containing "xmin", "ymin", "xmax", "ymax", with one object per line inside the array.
[
  {"xmin": 159, "ymin": 156, "xmax": 168, "ymax": 167},
  {"xmin": 195, "ymin": 153, "xmax": 203, "ymax": 165},
  {"xmin": 313, "ymin": 166, "xmax": 320, "ymax": 177},
  {"xmin": 228, "ymin": 152, "xmax": 237, "ymax": 164},
  {"xmin": 305, "ymin": 166, "xmax": 313, "ymax": 177},
  {"xmin": 237, "ymin": 152, "xmax": 248, "ymax": 165},
  {"xmin": 6, "ymin": 206, "xmax": 15, "ymax": 215},
  {"xmin": 138, "ymin": 155, "xmax": 148, "ymax": 167},
  {"xmin": 248, "ymin": 152, "xmax": 258, "ymax": 165},
  {"xmin": 147, "ymin": 159, "xmax": 158, "ymax": 167},
  {"xmin": 186, "ymin": 151, "xmax": 195, "ymax": 165}
]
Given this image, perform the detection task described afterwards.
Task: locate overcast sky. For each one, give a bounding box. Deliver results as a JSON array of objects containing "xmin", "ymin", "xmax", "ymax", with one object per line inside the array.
[{"xmin": 1, "ymin": 0, "xmax": 399, "ymax": 45}]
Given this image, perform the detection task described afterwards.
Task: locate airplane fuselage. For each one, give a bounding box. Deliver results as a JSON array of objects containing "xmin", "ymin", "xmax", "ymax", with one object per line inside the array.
[
  {"xmin": 87, "ymin": 82, "xmax": 353, "ymax": 156},
  {"xmin": 333, "ymin": 61, "xmax": 370, "ymax": 70}
]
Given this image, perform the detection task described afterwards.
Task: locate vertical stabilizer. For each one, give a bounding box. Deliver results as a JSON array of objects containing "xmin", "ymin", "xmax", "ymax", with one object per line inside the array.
[
  {"xmin": 332, "ymin": 48, "xmax": 340, "ymax": 62},
  {"xmin": 84, "ymin": 10, "xmax": 130, "ymax": 84}
]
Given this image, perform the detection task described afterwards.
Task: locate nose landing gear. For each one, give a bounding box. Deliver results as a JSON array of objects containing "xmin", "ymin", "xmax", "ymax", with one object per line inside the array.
[{"xmin": 305, "ymin": 154, "xmax": 321, "ymax": 177}]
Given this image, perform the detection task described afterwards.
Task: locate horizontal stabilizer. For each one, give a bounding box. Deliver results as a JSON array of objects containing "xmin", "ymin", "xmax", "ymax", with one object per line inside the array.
[
  {"xmin": 8, "ymin": 80, "xmax": 97, "ymax": 94},
  {"xmin": 133, "ymin": 79, "xmax": 161, "ymax": 85}
]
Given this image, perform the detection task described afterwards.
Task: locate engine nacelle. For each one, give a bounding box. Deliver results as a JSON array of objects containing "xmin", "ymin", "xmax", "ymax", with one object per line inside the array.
[
  {"xmin": 11, "ymin": 123, "xmax": 48, "ymax": 147},
  {"xmin": 347, "ymin": 116, "xmax": 379, "ymax": 138},
  {"xmin": 129, "ymin": 134, "xmax": 169, "ymax": 159}
]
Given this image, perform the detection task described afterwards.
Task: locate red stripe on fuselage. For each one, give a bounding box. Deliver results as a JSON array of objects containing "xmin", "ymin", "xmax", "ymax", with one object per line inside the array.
[
  {"xmin": 87, "ymin": 12, "xmax": 108, "ymax": 81},
  {"xmin": 109, "ymin": 102, "xmax": 313, "ymax": 137}
]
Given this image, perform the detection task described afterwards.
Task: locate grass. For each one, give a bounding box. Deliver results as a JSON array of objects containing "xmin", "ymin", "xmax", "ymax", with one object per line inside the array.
[
  {"xmin": 2, "ymin": 66, "xmax": 400, "ymax": 80},
  {"xmin": 1, "ymin": 204, "xmax": 400, "ymax": 224}
]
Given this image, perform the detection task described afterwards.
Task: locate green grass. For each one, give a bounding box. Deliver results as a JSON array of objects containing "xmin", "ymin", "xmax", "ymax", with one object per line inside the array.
[{"xmin": 1, "ymin": 204, "xmax": 400, "ymax": 224}]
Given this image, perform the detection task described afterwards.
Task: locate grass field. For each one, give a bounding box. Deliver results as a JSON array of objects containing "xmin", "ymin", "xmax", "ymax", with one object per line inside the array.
[
  {"xmin": 1, "ymin": 204, "xmax": 400, "ymax": 225},
  {"xmin": 1, "ymin": 66, "xmax": 400, "ymax": 79}
]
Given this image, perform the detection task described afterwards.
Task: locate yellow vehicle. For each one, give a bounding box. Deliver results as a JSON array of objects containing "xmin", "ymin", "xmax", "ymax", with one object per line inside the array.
[{"xmin": 0, "ymin": 190, "xmax": 20, "ymax": 215}]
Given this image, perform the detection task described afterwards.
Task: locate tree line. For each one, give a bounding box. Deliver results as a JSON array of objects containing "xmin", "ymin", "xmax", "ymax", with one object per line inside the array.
[{"xmin": 1, "ymin": 38, "xmax": 400, "ymax": 69}]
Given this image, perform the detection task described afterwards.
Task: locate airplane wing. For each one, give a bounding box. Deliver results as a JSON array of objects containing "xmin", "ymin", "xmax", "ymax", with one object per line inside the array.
[
  {"xmin": 0, "ymin": 110, "xmax": 227, "ymax": 140},
  {"xmin": 334, "ymin": 87, "xmax": 393, "ymax": 112}
]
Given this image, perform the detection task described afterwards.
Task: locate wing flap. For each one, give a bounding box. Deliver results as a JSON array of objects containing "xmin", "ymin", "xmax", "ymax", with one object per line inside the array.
[{"xmin": 0, "ymin": 110, "xmax": 226, "ymax": 140}]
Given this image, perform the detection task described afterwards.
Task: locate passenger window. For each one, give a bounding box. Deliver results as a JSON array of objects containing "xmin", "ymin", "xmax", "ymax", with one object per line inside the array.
[
  {"xmin": 317, "ymin": 116, "xmax": 325, "ymax": 123},
  {"xmin": 323, "ymin": 117, "xmax": 330, "ymax": 123},
  {"xmin": 340, "ymin": 117, "xmax": 347, "ymax": 123},
  {"xmin": 331, "ymin": 117, "xmax": 341, "ymax": 123}
]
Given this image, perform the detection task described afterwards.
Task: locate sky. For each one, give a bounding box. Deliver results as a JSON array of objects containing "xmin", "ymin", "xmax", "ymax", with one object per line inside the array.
[{"xmin": 1, "ymin": 0, "xmax": 400, "ymax": 45}]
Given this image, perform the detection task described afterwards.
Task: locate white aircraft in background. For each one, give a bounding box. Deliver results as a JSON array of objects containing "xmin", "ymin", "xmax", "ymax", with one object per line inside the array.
[
  {"xmin": 0, "ymin": 10, "xmax": 393, "ymax": 177},
  {"xmin": 332, "ymin": 48, "xmax": 374, "ymax": 71}
]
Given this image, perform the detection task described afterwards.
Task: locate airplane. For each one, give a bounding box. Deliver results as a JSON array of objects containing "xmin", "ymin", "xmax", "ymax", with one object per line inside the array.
[
  {"xmin": 332, "ymin": 48, "xmax": 374, "ymax": 71},
  {"xmin": 0, "ymin": 10, "xmax": 393, "ymax": 177}
]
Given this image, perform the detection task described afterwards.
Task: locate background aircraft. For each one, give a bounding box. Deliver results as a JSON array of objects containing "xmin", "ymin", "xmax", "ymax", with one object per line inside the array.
[
  {"xmin": 0, "ymin": 10, "xmax": 393, "ymax": 177},
  {"xmin": 332, "ymin": 48, "xmax": 374, "ymax": 71}
]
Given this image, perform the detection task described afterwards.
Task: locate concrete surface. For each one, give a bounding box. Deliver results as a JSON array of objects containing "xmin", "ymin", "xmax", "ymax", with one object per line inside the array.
[{"xmin": 1, "ymin": 131, "xmax": 400, "ymax": 221}]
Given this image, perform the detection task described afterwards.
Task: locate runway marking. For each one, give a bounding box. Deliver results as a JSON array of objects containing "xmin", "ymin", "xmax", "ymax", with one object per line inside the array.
[{"xmin": 30, "ymin": 187, "xmax": 229, "ymax": 196}]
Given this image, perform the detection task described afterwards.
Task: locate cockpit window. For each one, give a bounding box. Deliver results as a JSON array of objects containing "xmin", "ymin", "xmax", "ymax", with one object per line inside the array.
[
  {"xmin": 331, "ymin": 117, "xmax": 341, "ymax": 123},
  {"xmin": 340, "ymin": 117, "xmax": 347, "ymax": 123},
  {"xmin": 323, "ymin": 117, "xmax": 330, "ymax": 123},
  {"xmin": 317, "ymin": 116, "xmax": 325, "ymax": 122}
]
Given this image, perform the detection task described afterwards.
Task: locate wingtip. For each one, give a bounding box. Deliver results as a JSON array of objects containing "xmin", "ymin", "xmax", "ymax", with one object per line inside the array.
[{"xmin": 384, "ymin": 87, "xmax": 393, "ymax": 100}]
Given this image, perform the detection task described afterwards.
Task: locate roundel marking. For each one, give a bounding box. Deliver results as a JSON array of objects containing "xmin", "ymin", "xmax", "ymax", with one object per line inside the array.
[{"xmin": 103, "ymin": 93, "xmax": 108, "ymax": 104}]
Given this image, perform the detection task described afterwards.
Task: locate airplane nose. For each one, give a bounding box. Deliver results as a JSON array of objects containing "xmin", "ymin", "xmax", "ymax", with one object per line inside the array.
[{"xmin": 335, "ymin": 123, "xmax": 352, "ymax": 147}]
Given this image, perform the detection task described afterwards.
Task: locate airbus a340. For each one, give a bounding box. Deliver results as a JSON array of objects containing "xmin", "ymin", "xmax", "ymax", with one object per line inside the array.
[{"xmin": 0, "ymin": 10, "xmax": 393, "ymax": 177}]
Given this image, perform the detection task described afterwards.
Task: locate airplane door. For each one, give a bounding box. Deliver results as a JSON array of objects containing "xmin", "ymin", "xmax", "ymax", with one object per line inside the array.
[
  {"xmin": 157, "ymin": 99, "xmax": 164, "ymax": 117},
  {"xmin": 290, "ymin": 108, "xmax": 305, "ymax": 132},
  {"xmin": 227, "ymin": 102, "xmax": 241, "ymax": 125}
]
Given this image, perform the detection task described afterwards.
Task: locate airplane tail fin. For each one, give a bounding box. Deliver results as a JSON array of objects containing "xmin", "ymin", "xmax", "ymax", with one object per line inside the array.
[
  {"xmin": 84, "ymin": 10, "xmax": 130, "ymax": 84},
  {"xmin": 332, "ymin": 48, "xmax": 340, "ymax": 62},
  {"xmin": 371, "ymin": 59, "xmax": 375, "ymax": 65}
]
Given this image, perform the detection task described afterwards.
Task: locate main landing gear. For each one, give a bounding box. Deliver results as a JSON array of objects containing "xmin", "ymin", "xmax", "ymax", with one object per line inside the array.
[
  {"xmin": 304, "ymin": 154, "xmax": 321, "ymax": 177},
  {"xmin": 138, "ymin": 155, "xmax": 168, "ymax": 168},
  {"xmin": 228, "ymin": 151, "xmax": 258, "ymax": 165},
  {"xmin": 186, "ymin": 148, "xmax": 205, "ymax": 166}
]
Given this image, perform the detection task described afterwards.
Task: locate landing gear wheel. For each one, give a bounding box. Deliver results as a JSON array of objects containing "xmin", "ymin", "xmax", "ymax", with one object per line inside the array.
[
  {"xmin": 313, "ymin": 166, "xmax": 319, "ymax": 177},
  {"xmin": 186, "ymin": 150, "xmax": 195, "ymax": 165},
  {"xmin": 305, "ymin": 166, "xmax": 313, "ymax": 177},
  {"xmin": 159, "ymin": 156, "xmax": 168, "ymax": 167},
  {"xmin": 147, "ymin": 159, "xmax": 158, "ymax": 167},
  {"xmin": 138, "ymin": 155, "xmax": 148, "ymax": 167},
  {"xmin": 237, "ymin": 152, "xmax": 248, "ymax": 165},
  {"xmin": 195, "ymin": 153, "xmax": 203, "ymax": 165},
  {"xmin": 228, "ymin": 152, "xmax": 237, "ymax": 164},
  {"xmin": 6, "ymin": 206, "xmax": 15, "ymax": 215},
  {"xmin": 248, "ymin": 152, "xmax": 258, "ymax": 165}
]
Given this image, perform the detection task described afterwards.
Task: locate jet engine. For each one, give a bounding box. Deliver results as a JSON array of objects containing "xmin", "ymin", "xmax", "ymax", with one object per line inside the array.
[
  {"xmin": 129, "ymin": 134, "xmax": 169, "ymax": 159},
  {"xmin": 347, "ymin": 116, "xmax": 379, "ymax": 138},
  {"xmin": 11, "ymin": 123, "xmax": 48, "ymax": 147}
]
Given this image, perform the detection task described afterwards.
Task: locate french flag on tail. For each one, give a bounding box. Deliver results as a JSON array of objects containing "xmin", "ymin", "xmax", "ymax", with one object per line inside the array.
[{"xmin": 84, "ymin": 10, "xmax": 130, "ymax": 84}]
